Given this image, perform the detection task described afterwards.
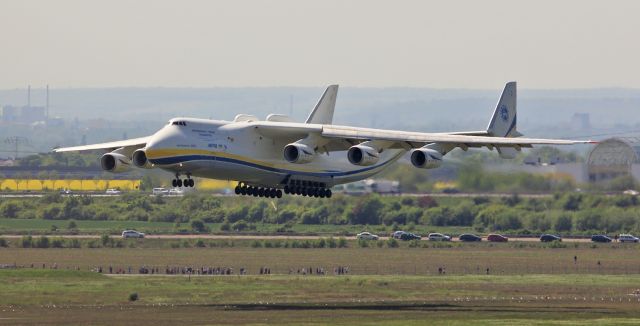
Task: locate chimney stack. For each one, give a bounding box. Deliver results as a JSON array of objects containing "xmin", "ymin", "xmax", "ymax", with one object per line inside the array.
[{"xmin": 46, "ymin": 84, "xmax": 49, "ymax": 119}]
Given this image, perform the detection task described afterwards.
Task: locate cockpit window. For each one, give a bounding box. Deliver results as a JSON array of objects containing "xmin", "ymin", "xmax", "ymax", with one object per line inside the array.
[{"xmin": 171, "ymin": 121, "xmax": 187, "ymax": 126}]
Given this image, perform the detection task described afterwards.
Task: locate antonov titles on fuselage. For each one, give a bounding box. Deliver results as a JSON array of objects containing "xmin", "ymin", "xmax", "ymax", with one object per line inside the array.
[{"xmin": 54, "ymin": 82, "xmax": 592, "ymax": 199}]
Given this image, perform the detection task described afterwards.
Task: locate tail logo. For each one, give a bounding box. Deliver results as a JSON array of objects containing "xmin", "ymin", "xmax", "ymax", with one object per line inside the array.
[{"xmin": 499, "ymin": 105, "xmax": 509, "ymax": 122}]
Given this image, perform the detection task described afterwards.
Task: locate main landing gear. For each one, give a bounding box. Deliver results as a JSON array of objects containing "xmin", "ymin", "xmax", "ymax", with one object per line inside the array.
[
  {"xmin": 233, "ymin": 181, "xmax": 332, "ymax": 198},
  {"xmin": 284, "ymin": 180, "xmax": 332, "ymax": 198},
  {"xmin": 283, "ymin": 185, "xmax": 331, "ymax": 198},
  {"xmin": 234, "ymin": 183, "xmax": 282, "ymax": 198},
  {"xmin": 172, "ymin": 173, "xmax": 195, "ymax": 188}
]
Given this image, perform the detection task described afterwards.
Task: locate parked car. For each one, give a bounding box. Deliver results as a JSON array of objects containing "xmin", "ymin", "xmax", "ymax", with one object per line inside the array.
[
  {"xmin": 619, "ymin": 234, "xmax": 640, "ymax": 243},
  {"xmin": 400, "ymin": 232, "xmax": 422, "ymax": 241},
  {"xmin": 540, "ymin": 234, "xmax": 562, "ymax": 242},
  {"xmin": 152, "ymin": 188, "xmax": 168, "ymax": 196},
  {"xmin": 428, "ymin": 233, "xmax": 451, "ymax": 241},
  {"xmin": 591, "ymin": 235, "xmax": 612, "ymax": 243},
  {"xmin": 392, "ymin": 231, "xmax": 406, "ymax": 239},
  {"xmin": 487, "ymin": 234, "xmax": 509, "ymax": 242},
  {"xmin": 458, "ymin": 233, "xmax": 482, "ymax": 242},
  {"xmin": 105, "ymin": 188, "xmax": 121, "ymax": 195},
  {"xmin": 168, "ymin": 188, "xmax": 184, "ymax": 196},
  {"xmin": 356, "ymin": 232, "xmax": 379, "ymax": 240},
  {"xmin": 122, "ymin": 230, "xmax": 145, "ymax": 238}
]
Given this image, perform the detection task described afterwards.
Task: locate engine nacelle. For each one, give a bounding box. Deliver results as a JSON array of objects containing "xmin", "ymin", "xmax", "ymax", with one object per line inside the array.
[
  {"xmin": 497, "ymin": 147, "xmax": 518, "ymax": 159},
  {"xmin": 283, "ymin": 143, "xmax": 315, "ymax": 164},
  {"xmin": 132, "ymin": 149, "xmax": 153, "ymax": 168},
  {"xmin": 100, "ymin": 152, "xmax": 132, "ymax": 173},
  {"xmin": 410, "ymin": 148, "xmax": 443, "ymax": 169},
  {"xmin": 347, "ymin": 145, "xmax": 380, "ymax": 166}
]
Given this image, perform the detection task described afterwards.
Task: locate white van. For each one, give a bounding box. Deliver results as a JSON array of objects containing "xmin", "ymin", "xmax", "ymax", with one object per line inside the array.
[
  {"xmin": 619, "ymin": 234, "xmax": 639, "ymax": 243},
  {"xmin": 152, "ymin": 188, "xmax": 168, "ymax": 196}
]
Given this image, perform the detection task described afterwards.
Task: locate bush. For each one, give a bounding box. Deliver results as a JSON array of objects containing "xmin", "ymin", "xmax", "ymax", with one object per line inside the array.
[
  {"xmin": 250, "ymin": 240, "xmax": 263, "ymax": 248},
  {"xmin": 128, "ymin": 292, "xmax": 139, "ymax": 302},
  {"xmin": 35, "ymin": 236, "xmax": 50, "ymax": 248},
  {"xmin": 191, "ymin": 219, "xmax": 208, "ymax": 233},
  {"xmin": 386, "ymin": 238, "xmax": 399, "ymax": 248},
  {"xmin": 337, "ymin": 237, "xmax": 348, "ymax": 248},
  {"xmin": 0, "ymin": 238, "xmax": 8, "ymax": 247},
  {"xmin": 195, "ymin": 239, "xmax": 206, "ymax": 248},
  {"xmin": 101, "ymin": 234, "xmax": 111, "ymax": 247},
  {"xmin": 232, "ymin": 220, "xmax": 249, "ymax": 231},
  {"xmin": 220, "ymin": 221, "xmax": 231, "ymax": 231},
  {"xmin": 21, "ymin": 235, "xmax": 33, "ymax": 248},
  {"xmin": 69, "ymin": 239, "xmax": 81, "ymax": 248},
  {"xmin": 51, "ymin": 238, "xmax": 64, "ymax": 248},
  {"xmin": 67, "ymin": 220, "xmax": 77, "ymax": 230},
  {"xmin": 357, "ymin": 239, "xmax": 369, "ymax": 248}
]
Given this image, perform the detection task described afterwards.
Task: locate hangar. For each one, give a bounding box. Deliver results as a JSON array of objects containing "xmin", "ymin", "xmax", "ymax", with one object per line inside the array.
[{"xmin": 587, "ymin": 137, "xmax": 640, "ymax": 182}]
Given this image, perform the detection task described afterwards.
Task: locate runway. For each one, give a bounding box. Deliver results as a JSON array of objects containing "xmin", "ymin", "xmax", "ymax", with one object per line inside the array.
[{"xmin": 0, "ymin": 233, "xmax": 599, "ymax": 243}]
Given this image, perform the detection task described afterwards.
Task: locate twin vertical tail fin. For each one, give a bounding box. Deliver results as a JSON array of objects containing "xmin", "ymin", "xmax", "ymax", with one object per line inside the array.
[
  {"xmin": 305, "ymin": 85, "xmax": 339, "ymax": 124},
  {"xmin": 486, "ymin": 81, "xmax": 521, "ymax": 159},
  {"xmin": 486, "ymin": 81, "xmax": 521, "ymax": 138}
]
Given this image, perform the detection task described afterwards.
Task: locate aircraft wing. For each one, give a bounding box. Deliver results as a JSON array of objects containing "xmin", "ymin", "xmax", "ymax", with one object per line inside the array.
[
  {"xmin": 52, "ymin": 136, "xmax": 150, "ymax": 153},
  {"xmin": 253, "ymin": 122, "xmax": 592, "ymax": 151},
  {"xmin": 321, "ymin": 125, "xmax": 592, "ymax": 149}
]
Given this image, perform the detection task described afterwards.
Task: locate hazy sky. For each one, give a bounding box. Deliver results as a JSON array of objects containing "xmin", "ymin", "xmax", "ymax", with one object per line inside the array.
[{"xmin": 1, "ymin": 0, "xmax": 639, "ymax": 89}]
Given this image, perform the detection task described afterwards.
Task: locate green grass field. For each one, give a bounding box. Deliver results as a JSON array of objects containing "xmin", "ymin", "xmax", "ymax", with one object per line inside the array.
[
  {"xmin": 3, "ymin": 245, "xmax": 640, "ymax": 324},
  {"xmin": 2, "ymin": 270, "xmax": 640, "ymax": 325}
]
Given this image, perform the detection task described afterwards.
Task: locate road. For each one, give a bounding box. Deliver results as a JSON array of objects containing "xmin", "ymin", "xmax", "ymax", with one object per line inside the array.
[{"xmin": 0, "ymin": 234, "xmax": 598, "ymax": 242}]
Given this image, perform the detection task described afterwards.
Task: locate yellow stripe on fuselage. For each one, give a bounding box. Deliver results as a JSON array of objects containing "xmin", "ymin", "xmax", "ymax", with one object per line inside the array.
[{"xmin": 145, "ymin": 148, "xmax": 338, "ymax": 173}]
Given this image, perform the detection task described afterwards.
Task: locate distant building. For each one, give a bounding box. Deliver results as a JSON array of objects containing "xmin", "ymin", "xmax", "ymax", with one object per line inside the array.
[
  {"xmin": 1, "ymin": 105, "xmax": 47, "ymax": 124},
  {"xmin": 21, "ymin": 106, "xmax": 46, "ymax": 123},
  {"xmin": 1, "ymin": 106, "xmax": 20, "ymax": 122},
  {"xmin": 570, "ymin": 113, "xmax": 591, "ymax": 131}
]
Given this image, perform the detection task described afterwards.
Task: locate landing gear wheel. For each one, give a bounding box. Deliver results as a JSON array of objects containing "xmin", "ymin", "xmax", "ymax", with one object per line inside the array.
[
  {"xmin": 325, "ymin": 189, "xmax": 332, "ymax": 198},
  {"xmin": 172, "ymin": 179, "xmax": 178, "ymax": 187},
  {"xmin": 276, "ymin": 190, "xmax": 282, "ymax": 198},
  {"xmin": 240, "ymin": 186, "xmax": 247, "ymax": 195},
  {"xmin": 235, "ymin": 186, "xmax": 241, "ymax": 194},
  {"xmin": 177, "ymin": 179, "xmax": 183, "ymax": 187}
]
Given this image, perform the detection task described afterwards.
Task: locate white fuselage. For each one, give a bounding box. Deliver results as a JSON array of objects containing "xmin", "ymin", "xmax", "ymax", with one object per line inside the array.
[{"xmin": 144, "ymin": 117, "xmax": 405, "ymax": 188}]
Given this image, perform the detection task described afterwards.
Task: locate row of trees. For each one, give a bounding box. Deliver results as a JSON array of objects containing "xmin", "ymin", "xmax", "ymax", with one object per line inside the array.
[{"xmin": 1, "ymin": 192, "xmax": 640, "ymax": 234}]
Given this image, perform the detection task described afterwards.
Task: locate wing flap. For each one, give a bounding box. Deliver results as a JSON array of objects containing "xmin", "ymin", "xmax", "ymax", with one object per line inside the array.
[{"xmin": 322, "ymin": 125, "xmax": 591, "ymax": 147}]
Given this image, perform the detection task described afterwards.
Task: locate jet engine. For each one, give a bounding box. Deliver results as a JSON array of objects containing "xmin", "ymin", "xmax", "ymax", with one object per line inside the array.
[
  {"xmin": 497, "ymin": 147, "xmax": 519, "ymax": 159},
  {"xmin": 283, "ymin": 143, "xmax": 315, "ymax": 164},
  {"xmin": 410, "ymin": 148, "xmax": 443, "ymax": 169},
  {"xmin": 100, "ymin": 152, "xmax": 132, "ymax": 173},
  {"xmin": 347, "ymin": 145, "xmax": 380, "ymax": 166},
  {"xmin": 132, "ymin": 149, "xmax": 153, "ymax": 168}
]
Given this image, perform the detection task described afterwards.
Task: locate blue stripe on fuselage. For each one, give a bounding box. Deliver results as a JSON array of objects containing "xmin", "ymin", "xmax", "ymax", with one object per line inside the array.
[{"xmin": 149, "ymin": 153, "xmax": 401, "ymax": 177}]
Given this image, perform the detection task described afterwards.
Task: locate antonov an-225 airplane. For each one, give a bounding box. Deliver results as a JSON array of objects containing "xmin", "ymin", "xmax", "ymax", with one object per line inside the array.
[{"xmin": 54, "ymin": 82, "xmax": 591, "ymax": 199}]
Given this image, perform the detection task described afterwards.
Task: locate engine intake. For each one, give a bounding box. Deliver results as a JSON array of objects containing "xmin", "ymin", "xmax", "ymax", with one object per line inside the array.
[
  {"xmin": 347, "ymin": 145, "xmax": 380, "ymax": 166},
  {"xmin": 410, "ymin": 148, "xmax": 443, "ymax": 169},
  {"xmin": 132, "ymin": 149, "xmax": 152, "ymax": 168},
  {"xmin": 101, "ymin": 152, "xmax": 132, "ymax": 173},
  {"xmin": 284, "ymin": 143, "xmax": 315, "ymax": 164}
]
